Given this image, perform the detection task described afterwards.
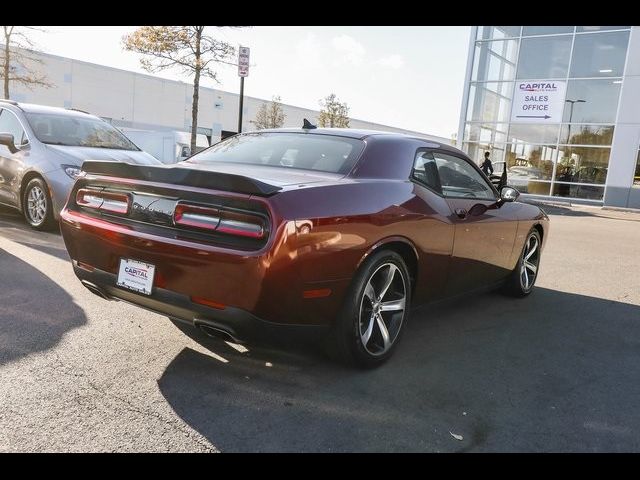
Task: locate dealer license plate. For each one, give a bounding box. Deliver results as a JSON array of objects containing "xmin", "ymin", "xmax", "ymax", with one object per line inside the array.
[{"xmin": 117, "ymin": 258, "xmax": 156, "ymax": 295}]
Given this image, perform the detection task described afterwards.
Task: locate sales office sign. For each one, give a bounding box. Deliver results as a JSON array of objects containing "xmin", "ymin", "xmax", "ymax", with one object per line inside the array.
[{"xmin": 510, "ymin": 81, "xmax": 567, "ymax": 123}]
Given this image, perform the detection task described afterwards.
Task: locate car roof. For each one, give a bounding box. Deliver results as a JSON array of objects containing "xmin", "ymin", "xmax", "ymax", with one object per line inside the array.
[
  {"xmin": 0, "ymin": 100, "xmax": 99, "ymax": 119},
  {"xmin": 253, "ymin": 127, "xmax": 427, "ymax": 141}
]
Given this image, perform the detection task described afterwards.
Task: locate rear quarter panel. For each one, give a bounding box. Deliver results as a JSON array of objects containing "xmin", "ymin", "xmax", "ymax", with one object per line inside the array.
[{"xmin": 268, "ymin": 178, "xmax": 455, "ymax": 322}]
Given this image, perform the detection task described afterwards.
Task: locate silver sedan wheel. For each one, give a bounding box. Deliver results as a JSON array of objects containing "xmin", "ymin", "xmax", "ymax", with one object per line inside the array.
[
  {"xmin": 520, "ymin": 233, "xmax": 540, "ymax": 291},
  {"xmin": 359, "ymin": 262, "xmax": 406, "ymax": 356},
  {"xmin": 26, "ymin": 185, "xmax": 47, "ymax": 226}
]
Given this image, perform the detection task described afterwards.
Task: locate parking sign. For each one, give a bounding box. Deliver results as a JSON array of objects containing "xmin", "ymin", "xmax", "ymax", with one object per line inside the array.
[{"xmin": 238, "ymin": 46, "xmax": 250, "ymax": 77}]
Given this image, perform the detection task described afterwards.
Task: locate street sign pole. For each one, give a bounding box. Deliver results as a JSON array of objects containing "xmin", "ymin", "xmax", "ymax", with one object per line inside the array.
[
  {"xmin": 237, "ymin": 46, "xmax": 250, "ymax": 134},
  {"xmin": 238, "ymin": 76, "xmax": 245, "ymax": 133}
]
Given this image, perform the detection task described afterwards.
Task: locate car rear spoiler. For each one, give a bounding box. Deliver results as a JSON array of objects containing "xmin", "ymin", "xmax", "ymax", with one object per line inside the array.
[{"xmin": 81, "ymin": 160, "xmax": 283, "ymax": 197}]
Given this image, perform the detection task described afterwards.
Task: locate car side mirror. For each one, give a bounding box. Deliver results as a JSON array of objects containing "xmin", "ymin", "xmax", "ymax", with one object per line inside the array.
[
  {"xmin": 468, "ymin": 203, "xmax": 489, "ymax": 216},
  {"xmin": 0, "ymin": 133, "xmax": 19, "ymax": 154},
  {"xmin": 500, "ymin": 186, "xmax": 520, "ymax": 202},
  {"xmin": 469, "ymin": 187, "xmax": 519, "ymax": 217}
]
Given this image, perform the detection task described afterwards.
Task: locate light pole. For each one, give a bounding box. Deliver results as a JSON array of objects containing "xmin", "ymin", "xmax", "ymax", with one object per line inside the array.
[
  {"xmin": 564, "ymin": 99, "xmax": 586, "ymax": 143},
  {"xmin": 559, "ymin": 99, "xmax": 586, "ymax": 196}
]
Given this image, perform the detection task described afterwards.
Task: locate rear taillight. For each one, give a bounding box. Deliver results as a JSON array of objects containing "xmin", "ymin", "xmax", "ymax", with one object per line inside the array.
[
  {"xmin": 174, "ymin": 203, "xmax": 265, "ymax": 239},
  {"xmin": 217, "ymin": 210, "xmax": 265, "ymax": 238},
  {"xmin": 76, "ymin": 189, "xmax": 130, "ymax": 214},
  {"xmin": 174, "ymin": 204, "xmax": 221, "ymax": 230}
]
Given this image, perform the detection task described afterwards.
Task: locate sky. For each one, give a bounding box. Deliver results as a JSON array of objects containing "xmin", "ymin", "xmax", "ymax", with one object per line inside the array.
[{"xmin": 28, "ymin": 26, "xmax": 472, "ymax": 138}]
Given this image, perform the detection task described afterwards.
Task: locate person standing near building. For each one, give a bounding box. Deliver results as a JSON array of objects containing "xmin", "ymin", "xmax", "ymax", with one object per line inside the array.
[{"xmin": 480, "ymin": 151, "xmax": 493, "ymax": 176}]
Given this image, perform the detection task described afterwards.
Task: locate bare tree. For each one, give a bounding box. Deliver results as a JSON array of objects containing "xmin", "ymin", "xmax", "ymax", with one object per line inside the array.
[
  {"xmin": 1, "ymin": 26, "xmax": 51, "ymax": 99},
  {"xmin": 251, "ymin": 95, "xmax": 286, "ymax": 129},
  {"xmin": 317, "ymin": 93, "xmax": 350, "ymax": 128},
  {"xmin": 123, "ymin": 26, "xmax": 236, "ymax": 153}
]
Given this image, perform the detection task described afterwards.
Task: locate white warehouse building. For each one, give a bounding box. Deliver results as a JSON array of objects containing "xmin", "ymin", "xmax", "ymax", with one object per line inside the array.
[{"xmin": 4, "ymin": 48, "xmax": 450, "ymax": 149}]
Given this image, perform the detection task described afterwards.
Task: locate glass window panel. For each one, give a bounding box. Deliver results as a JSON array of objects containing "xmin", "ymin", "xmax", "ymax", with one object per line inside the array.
[
  {"xmin": 559, "ymin": 124, "xmax": 614, "ymax": 145},
  {"xmin": 472, "ymin": 40, "xmax": 518, "ymax": 81},
  {"xmin": 463, "ymin": 142, "xmax": 508, "ymax": 166},
  {"xmin": 488, "ymin": 144, "xmax": 508, "ymax": 165},
  {"xmin": 515, "ymin": 181, "xmax": 552, "ymax": 195},
  {"xmin": 562, "ymin": 79, "xmax": 621, "ymax": 123},
  {"xmin": 462, "ymin": 142, "xmax": 480, "ymax": 162},
  {"xmin": 522, "ymin": 26, "xmax": 575, "ymax": 36},
  {"xmin": 634, "ymin": 150, "xmax": 640, "ymax": 186},
  {"xmin": 507, "ymin": 124, "xmax": 560, "ymax": 144},
  {"xmin": 466, "ymin": 82, "xmax": 514, "ymax": 123},
  {"xmin": 577, "ymin": 26, "xmax": 630, "ymax": 32},
  {"xmin": 570, "ymin": 31, "xmax": 630, "ymax": 78},
  {"xmin": 552, "ymin": 183, "xmax": 604, "ymax": 200},
  {"xmin": 477, "ymin": 26, "xmax": 522, "ymax": 40},
  {"xmin": 464, "ymin": 123, "xmax": 509, "ymax": 144},
  {"xmin": 504, "ymin": 143, "xmax": 556, "ymax": 184},
  {"xmin": 516, "ymin": 36, "xmax": 573, "ymax": 79},
  {"xmin": 556, "ymin": 146, "xmax": 610, "ymax": 184}
]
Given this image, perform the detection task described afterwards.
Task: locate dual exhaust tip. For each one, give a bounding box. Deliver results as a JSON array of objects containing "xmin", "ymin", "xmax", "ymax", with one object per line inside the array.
[
  {"xmin": 195, "ymin": 322, "xmax": 241, "ymax": 344},
  {"xmin": 80, "ymin": 280, "xmax": 241, "ymax": 344},
  {"xmin": 81, "ymin": 280, "xmax": 110, "ymax": 300}
]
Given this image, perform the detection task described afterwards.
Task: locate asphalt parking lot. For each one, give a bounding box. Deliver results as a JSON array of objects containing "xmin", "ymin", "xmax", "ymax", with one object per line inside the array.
[{"xmin": 1, "ymin": 202, "xmax": 639, "ymax": 452}]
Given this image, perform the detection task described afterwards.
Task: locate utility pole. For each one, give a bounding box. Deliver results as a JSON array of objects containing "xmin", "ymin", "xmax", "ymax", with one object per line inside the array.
[{"xmin": 238, "ymin": 76, "xmax": 245, "ymax": 133}]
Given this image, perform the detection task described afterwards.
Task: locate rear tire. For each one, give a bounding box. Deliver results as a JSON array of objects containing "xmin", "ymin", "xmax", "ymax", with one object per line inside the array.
[
  {"xmin": 23, "ymin": 177, "xmax": 56, "ymax": 231},
  {"xmin": 503, "ymin": 228, "xmax": 542, "ymax": 297},
  {"xmin": 326, "ymin": 250, "xmax": 411, "ymax": 368}
]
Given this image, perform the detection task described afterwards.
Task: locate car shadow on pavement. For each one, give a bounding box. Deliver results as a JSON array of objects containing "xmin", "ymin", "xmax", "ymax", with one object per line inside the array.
[
  {"xmin": 158, "ymin": 287, "xmax": 640, "ymax": 452},
  {"xmin": 527, "ymin": 201, "xmax": 640, "ymax": 222},
  {"xmin": 0, "ymin": 249, "xmax": 86, "ymax": 365},
  {"xmin": 526, "ymin": 202, "xmax": 597, "ymax": 217}
]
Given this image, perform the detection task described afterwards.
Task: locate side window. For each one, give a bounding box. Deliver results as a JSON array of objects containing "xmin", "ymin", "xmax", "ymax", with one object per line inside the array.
[
  {"xmin": 412, "ymin": 150, "xmax": 441, "ymax": 192},
  {"xmin": 432, "ymin": 151, "xmax": 496, "ymax": 200},
  {"xmin": 0, "ymin": 109, "xmax": 27, "ymax": 146}
]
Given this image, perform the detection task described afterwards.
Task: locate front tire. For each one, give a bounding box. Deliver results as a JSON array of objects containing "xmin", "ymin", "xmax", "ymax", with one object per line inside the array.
[
  {"xmin": 23, "ymin": 177, "xmax": 56, "ymax": 231},
  {"xmin": 327, "ymin": 250, "xmax": 411, "ymax": 368},
  {"xmin": 504, "ymin": 228, "xmax": 542, "ymax": 297}
]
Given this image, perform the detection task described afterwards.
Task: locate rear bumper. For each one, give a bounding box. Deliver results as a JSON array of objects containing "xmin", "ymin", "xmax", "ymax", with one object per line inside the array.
[
  {"xmin": 60, "ymin": 208, "xmax": 351, "ymax": 327},
  {"xmin": 73, "ymin": 262, "xmax": 329, "ymax": 344}
]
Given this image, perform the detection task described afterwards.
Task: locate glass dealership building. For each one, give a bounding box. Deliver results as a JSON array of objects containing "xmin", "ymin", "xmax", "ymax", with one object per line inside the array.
[{"xmin": 458, "ymin": 26, "xmax": 640, "ymax": 208}]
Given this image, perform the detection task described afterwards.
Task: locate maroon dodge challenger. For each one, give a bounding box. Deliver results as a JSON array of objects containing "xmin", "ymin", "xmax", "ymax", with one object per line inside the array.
[{"xmin": 60, "ymin": 127, "xmax": 549, "ymax": 367}]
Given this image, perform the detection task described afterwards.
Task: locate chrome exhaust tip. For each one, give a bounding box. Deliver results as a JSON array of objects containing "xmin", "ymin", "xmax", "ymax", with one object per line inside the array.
[
  {"xmin": 81, "ymin": 280, "xmax": 110, "ymax": 300},
  {"xmin": 195, "ymin": 322, "xmax": 241, "ymax": 343}
]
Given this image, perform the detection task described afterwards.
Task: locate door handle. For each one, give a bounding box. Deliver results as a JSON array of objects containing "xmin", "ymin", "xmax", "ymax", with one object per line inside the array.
[{"xmin": 455, "ymin": 208, "xmax": 468, "ymax": 219}]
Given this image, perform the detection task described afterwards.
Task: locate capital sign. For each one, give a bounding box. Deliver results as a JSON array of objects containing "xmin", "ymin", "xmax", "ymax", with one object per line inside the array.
[{"xmin": 510, "ymin": 81, "xmax": 567, "ymax": 123}]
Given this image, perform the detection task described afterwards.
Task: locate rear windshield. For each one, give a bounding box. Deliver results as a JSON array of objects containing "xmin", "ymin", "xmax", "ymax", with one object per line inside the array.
[
  {"xmin": 188, "ymin": 132, "xmax": 364, "ymax": 174},
  {"xmin": 25, "ymin": 112, "xmax": 139, "ymax": 151}
]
